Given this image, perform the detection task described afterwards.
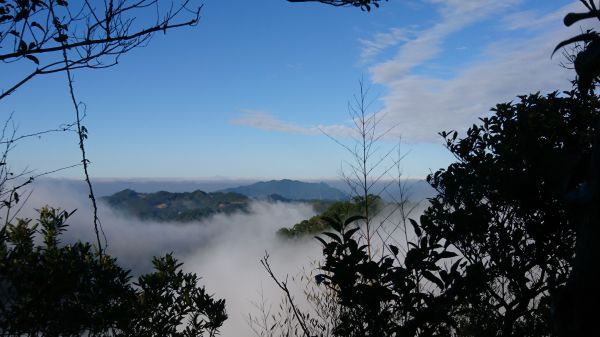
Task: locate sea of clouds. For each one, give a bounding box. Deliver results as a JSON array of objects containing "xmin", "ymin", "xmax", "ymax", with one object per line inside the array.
[
  {"xmin": 11, "ymin": 178, "xmax": 429, "ymax": 336},
  {"xmin": 15, "ymin": 179, "xmax": 325, "ymax": 336}
]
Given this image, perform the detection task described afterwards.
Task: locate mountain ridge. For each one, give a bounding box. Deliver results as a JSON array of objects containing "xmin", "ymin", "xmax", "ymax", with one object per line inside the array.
[
  {"xmin": 102, "ymin": 189, "xmax": 249, "ymax": 222},
  {"xmin": 218, "ymin": 179, "xmax": 347, "ymax": 201}
]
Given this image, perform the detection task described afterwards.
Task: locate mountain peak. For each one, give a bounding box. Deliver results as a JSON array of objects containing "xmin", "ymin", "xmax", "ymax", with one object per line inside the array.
[{"xmin": 219, "ymin": 179, "xmax": 347, "ymax": 201}]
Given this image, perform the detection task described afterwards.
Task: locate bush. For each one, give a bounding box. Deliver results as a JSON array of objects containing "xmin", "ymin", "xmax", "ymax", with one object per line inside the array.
[{"xmin": 0, "ymin": 207, "xmax": 227, "ymax": 337}]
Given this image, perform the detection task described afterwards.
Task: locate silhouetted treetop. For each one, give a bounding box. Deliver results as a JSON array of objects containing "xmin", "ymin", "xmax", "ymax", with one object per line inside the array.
[
  {"xmin": 0, "ymin": 0, "xmax": 201, "ymax": 100},
  {"xmin": 0, "ymin": 207, "xmax": 227, "ymax": 336},
  {"xmin": 554, "ymin": 0, "xmax": 600, "ymax": 93},
  {"xmin": 287, "ymin": 0, "xmax": 387, "ymax": 11}
]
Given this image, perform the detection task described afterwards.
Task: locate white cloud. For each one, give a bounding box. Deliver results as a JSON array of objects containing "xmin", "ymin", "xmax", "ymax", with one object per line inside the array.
[
  {"xmin": 361, "ymin": 1, "xmax": 582, "ymax": 142},
  {"xmin": 231, "ymin": 109, "xmax": 317, "ymax": 135},
  {"xmin": 230, "ymin": 109, "xmax": 354, "ymax": 138},
  {"xmin": 370, "ymin": 0, "xmax": 522, "ymax": 84},
  {"xmin": 232, "ymin": 1, "xmax": 588, "ymax": 144},
  {"xmin": 359, "ymin": 27, "xmax": 413, "ymax": 62},
  {"xmin": 500, "ymin": 3, "xmax": 578, "ymax": 31}
]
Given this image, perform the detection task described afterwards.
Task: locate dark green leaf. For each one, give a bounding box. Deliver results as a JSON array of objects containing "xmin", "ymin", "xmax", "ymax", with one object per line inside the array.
[
  {"xmin": 53, "ymin": 34, "xmax": 68, "ymax": 43},
  {"xmin": 343, "ymin": 226, "xmax": 360, "ymax": 241},
  {"xmin": 421, "ymin": 270, "xmax": 444, "ymax": 289},
  {"xmin": 31, "ymin": 21, "xmax": 45, "ymax": 32},
  {"xmin": 438, "ymin": 251, "xmax": 458, "ymax": 259},
  {"xmin": 18, "ymin": 39, "xmax": 26, "ymax": 52},
  {"xmin": 552, "ymin": 32, "xmax": 598, "ymax": 56},
  {"xmin": 322, "ymin": 231, "xmax": 342, "ymax": 243},
  {"xmin": 563, "ymin": 11, "xmax": 599, "ymax": 27},
  {"xmin": 409, "ymin": 218, "xmax": 421, "ymax": 237}
]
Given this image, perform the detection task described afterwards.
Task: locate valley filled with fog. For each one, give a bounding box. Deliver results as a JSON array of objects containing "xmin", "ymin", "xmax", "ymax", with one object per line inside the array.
[{"xmin": 14, "ymin": 178, "xmax": 428, "ymax": 336}]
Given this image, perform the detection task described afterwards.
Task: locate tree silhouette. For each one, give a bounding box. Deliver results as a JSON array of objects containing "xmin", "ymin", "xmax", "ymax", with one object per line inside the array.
[
  {"xmin": 287, "ymin": 0, "xmax": 387, "ymax": 11},
  {"xmin": 1, "ymin": 0, "xmax": 202, "ymax": 253},
  {"xmin": 554, "ymin": 0, "xmax": 600, "ymax": 94},
  {"xmin": 0, "ymin": 0, "xmax": 201, "ymax": 100},
  {"xmin": 0, "ymin": 3, "xmax": 227, "ymax": 335},
  {"xmin": 423, "ymin": 91, "xmax": 597, "ymax": 337},
  {"xmin": 309, "ymin": 90, "xmax": 598, "ymax": 337},
  {"xmin": 552, "ymin": 2, "xmax": 600, "ymax": 336},
  {"xmin": 0, "ymin": 207, "xmax": 227, "ymax": 336}
]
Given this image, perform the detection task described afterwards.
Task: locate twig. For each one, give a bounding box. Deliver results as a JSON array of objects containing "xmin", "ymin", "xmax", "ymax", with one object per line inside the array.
[
  {"xmin": 58, "ymin": 14, "xmax": 105, "ymax": 254},
  {"xmin": 261, "ymin": 252, "xmax": 311, "ymax": 337}
]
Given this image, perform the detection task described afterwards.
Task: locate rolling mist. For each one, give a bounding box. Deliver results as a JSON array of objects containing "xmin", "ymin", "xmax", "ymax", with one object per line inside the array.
[
  {"xmin": 13, "ymin": 178, "xmax": 430, "ymax": 336},
  {"xmin": 18, "ymin": 179, "xmax": 325, "ymax": 336}
]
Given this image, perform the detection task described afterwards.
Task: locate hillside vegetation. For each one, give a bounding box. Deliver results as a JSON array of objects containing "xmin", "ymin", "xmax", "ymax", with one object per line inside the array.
[
  {"xmin": 102, "ymin": 189, "xmax": 249, "ymax": 222},
  {"xmin": 277, "ymin": 195, "xmax": 383, "ymax": 239}
]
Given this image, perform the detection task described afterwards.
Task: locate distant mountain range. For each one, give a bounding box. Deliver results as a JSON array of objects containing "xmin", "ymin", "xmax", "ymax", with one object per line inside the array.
[
  {"xmin": 101, "ymin": 180, "xmax": 347, "ymax": 222},
  {"xmin": 102, "ymin": 189, "xmax": 249, "ymax": 222},
  {"xmin": 218, "ymin": 179, "xmax": 347, "ymax": 201}
]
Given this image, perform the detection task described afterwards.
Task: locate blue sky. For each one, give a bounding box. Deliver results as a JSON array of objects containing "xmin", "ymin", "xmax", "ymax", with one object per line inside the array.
[{"xmin": 2, "ymin": 0, "xmax": 588, "ymax": 180}]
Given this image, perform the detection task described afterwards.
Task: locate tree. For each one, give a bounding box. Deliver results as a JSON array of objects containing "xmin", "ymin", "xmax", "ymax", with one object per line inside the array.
[
  {"xmin": 320, "ymin": 80, "xmax": 407, "ymax": 258},
  {"xmin": 309, "ymin": 90, "xmax": 597, "ymax": 337},
  {"xmin": 0, "ymin": 0, "xmax": 202, "ymax": 253},
  {"xmin": 422, "ymin": 91, "xmax": 597, "ymax": 337},
  {"xmin": 0, "ymin": 0, "xmax": 201, "ymax": 100},
  {"xmin": 262, "ymin": 83, "xmax": 433, "ymax": 337},
  {"xmin": 552, "ymin": 2, "xmax": 600, "ymax": 336},
  {"xmin": 276, "ymin": 195, "xmax": 383, "ymax": 239},
  {"xmin": 554, "ymin": 0, "xmax": 600, "ymax": 95},
  {"xmin": 0, "ymin": 2, "xmax": 229, "ymax": 335},
  {"xmin": 287, "ymin": 0, "xmax": 387, "ymax": 11},
  {"xmin": 0, "ymin": 206, "xmax": 227, "ymax": 336}
]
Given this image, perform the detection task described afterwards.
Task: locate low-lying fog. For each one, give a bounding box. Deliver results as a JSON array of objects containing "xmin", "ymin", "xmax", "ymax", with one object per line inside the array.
[
  {"xmin": 14, "ymin": 179, "xmax": 427, "ymax": 337},
  {"xmin": 16, "ymin": 179, "xmax": 323, "ymax": 336}
]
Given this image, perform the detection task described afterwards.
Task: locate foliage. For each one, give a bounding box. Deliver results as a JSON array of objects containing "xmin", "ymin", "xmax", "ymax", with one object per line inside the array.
[
  {"xmin": 0, "ymin": 207, "xmax": 227, "ymax": 337},
  {"xmin": 554, "ymin": 0, "xmax": 600, "ymax": 94},
  {"xmin": 310, "ymin": 91, "xmax": 597, "ymax": 337},
  {"xmin": 314, "ymin": 215, "xmax": 459, "ymax": 337},
  {"xmin": 422, "ymin": 91, "xmax": 597, "ymax": 336},
  {"xmin": 103, "ymin": 189, "xmax": 249, "ymax": 222},
  {"xmin": 277, "ymin": 195, "xmax": 382, "ymax": 239},
  {"xmin": 0, "ymin": 0, "xmax": 201, "ymax": 100},
  {"xmin": 552, "ymin": 3, "xmax": 600, "ymax": 337}
]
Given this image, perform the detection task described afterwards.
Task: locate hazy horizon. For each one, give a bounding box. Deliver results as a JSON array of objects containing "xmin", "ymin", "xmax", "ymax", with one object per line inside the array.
[{"xmin": 33, "ymin": 176, "xmax": 436, "ymax": 201}]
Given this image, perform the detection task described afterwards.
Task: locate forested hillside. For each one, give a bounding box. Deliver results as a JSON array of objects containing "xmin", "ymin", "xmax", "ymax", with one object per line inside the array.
[{"xmin": 102, "ymin": 189, "xmax": 250, "ymax": 222}]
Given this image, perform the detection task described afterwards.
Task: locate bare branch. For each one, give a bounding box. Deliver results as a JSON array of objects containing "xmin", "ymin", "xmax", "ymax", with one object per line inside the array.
[{"xmin": 261, "ymin": 252, "xmax": 311, "ymax": 337}]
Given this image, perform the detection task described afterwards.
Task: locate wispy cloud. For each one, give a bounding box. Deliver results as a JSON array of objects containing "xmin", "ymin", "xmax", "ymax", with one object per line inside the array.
[
  {"xmin": 359, "ymin": 27, "xmax": 413, "ymax": 62},
  {"xmin": 500, "ymin": 3, "xmax": 577, "ymax": 31},
  {"xmin": 231, "ymin": 109, "xmax": 316, "ymax": 135},
  {"xmin": 230, "ymin": 109, "xmax": 354, "ymax": 138},
  {"xmin": 233, "ymin": 2, "xmax": 586, "ymax": 144},
  {"xmin": 369, "ymin": 0, "xmax": 522, "ymax": 84},
  {"xmin": 353, "ymin": 1, "xmax": 583, "ymax": 142}
]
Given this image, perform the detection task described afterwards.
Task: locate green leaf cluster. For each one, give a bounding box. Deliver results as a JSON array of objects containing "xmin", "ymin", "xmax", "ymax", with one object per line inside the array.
[
  {"xmin": 0, "ymin": 207, "xmax": 227, "ymax": 337},
  {"xmin": 312, "ymin": 91, "xmax": 598, "ymax": 337},
  {"xmin": 276, "ymin": 195, "xmax": 382, "ymax": 239}
]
